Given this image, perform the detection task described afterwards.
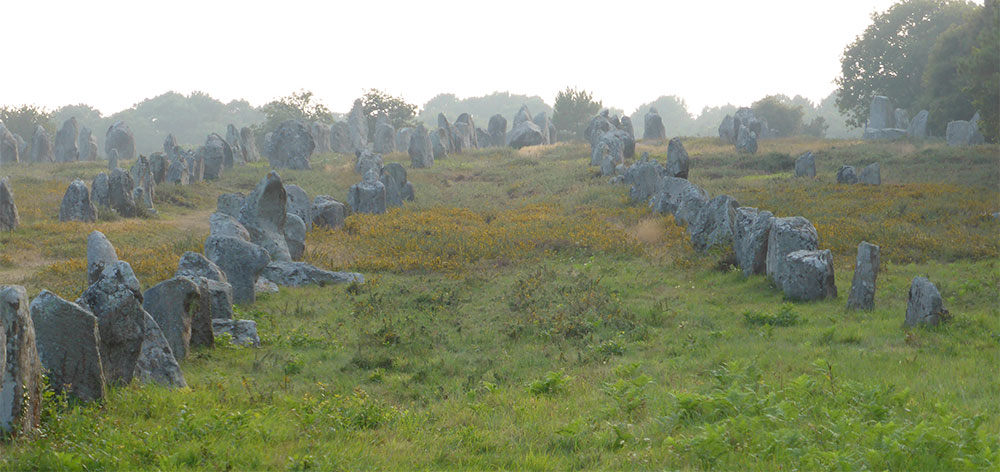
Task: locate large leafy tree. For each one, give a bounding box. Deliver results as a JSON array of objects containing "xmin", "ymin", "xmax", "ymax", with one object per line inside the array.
[
  {"xmin": 751, "ymin": 95, "xmax": 804, "ymax": 137},
  {"xmin": 0, "ymin": 104, "xmax": 54, "ymax": 139},
  {"xmin": 261, "ymin": 90, "xmax": 333, "ymax": 132},
  {"xmin": 957, "ymin": 0, "xmax": 999, "ymax": 142},
  {"xmin": 552, "ymin": 87, "xmax": 603, "ymax": 141},
  {"xmin": 835, "ymin": 0, "xmax": 974, "ymax": 128},
  {"xmin": 628, "ymin": 96, "xmax": 694, "ymax": 137},
  {"xmin": 360, "ymin": 89, "xmax": 417, "ymax": 138}
]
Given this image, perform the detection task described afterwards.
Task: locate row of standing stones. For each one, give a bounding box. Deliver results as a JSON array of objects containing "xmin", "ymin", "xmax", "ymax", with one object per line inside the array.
[
  {"xmin": 584, "ymin": 110, "xmax": 947, "ymax": 330},
  {"xmin": 861, "ymin": 95, "xmax": 985, "ymax": 146}
]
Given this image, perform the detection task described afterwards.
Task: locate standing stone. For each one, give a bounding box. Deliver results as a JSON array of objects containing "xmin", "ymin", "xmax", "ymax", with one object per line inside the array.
[
  {"xmin": 164, "ymin": 134, "xmax": 178, "ymax": 156},
  {"xmin": 312, "ymin": 196, "xmax": 347, "ymax": 230},
  {"xmin": 348, "ymin": 168, "xmax": 387, "ymax": 215},
  {"xmin": 409, "ymin": 124, "xmax": 434, "ymax": 168},
  {"xmin": 310, "ymin": 122, "xmax": 331, "ymax": 154},
  {"xmin": 688, "ymin": 195, "xmax": 740, "ymax": 251},
  {"xmin": 87, "ymin": 231, "xmax": 118, "ymax": 286},
  {"xmin": 13, "ymin": 134, "xmax": 26, "ymax": 162},
  {"xmin": 285, "ymin": 184, "xmax": 311, "ymax": 231},
  {"xmin": 476, "ymin": 128, "xmax": 492, "ymax": 148},
  {"xmin": 395, "ymin": 127, "xmax": 414, "ymax": 153},
  {"xmin": 620, "ymin": 116, "xmax": 635, "ymax": 157},
  {"xmin": 132, "ymin": 310, "xmax": 186, "ymax": 388},
  {"xmin": 265, "ymin": 120, "xmax": 314, "ymax": 170},
  {"xmin": 216, "ymin": 193, "xmax": 245, "ymax": 218},
  {"xmin": 240, "ymin": 127, "xmax": 259, "ymax": 162},
  {"xmin": 166, "ymin": 153, "xmax": 189, "ymax": 185},
  {"xmin": 894, "ymin": 109, "xmax": 910, "ymax": 130},
  {"xmin": 210, "ymin": 212, "xmax": 250, "ymax": 240},
  {"xmin": 109, "ymin": 168, "xmax": 137, "ymax": 217},
  {"xmin": 175, "ymin": 251, "xmax": 227, "ymax": 283},
  {"xmin": 54, "ymin": 117, "xmax": 79, "ymax": 163},
  {"xmin": 148, "ymin": 152, "xmax": 168, "ymax": 184},
  {"xmin": 0, "ymin": 177, "xmax": 19, "ymax": 231},
  {"xmin": 29, "ymin": 125, "xmax": 53, "ymax": 163},
  {"xmin": 373, "ymin": 117, "xmax": 396, "ymax": 154},
  {"xmin": 905, "ymin": 277, "xmax": 948, "ymax": 327},
  {"xmin": 858, "ymin": 162, "xmax": 881, "ymax": 185},
  {"xmin": 79, "ymin": 127, "xmax": 97, "ymax": 161},
  {"xmin": 0, "ymin": 285, "xmax": 42, "ymax": 433},
  {"xmin": 626, "ymin": 154, "xmax": 662, "ymax": 204},
  {"xmin": 650, "ymin": 177, "xmax": 709, "ymax": 226},
  {"xmin": 239, "ymin": 171, "xmax": 291, "ymax": 262},
  {"xmin": 593, "ymin": 130, "xmax": 627, "ymax": 169},
  {"xmin": 330, "ymin": 122, "xmax": 352, "ymax": 154},
  {"xmin": 456, "ymin": 113, "xmax": 478, "ymax": 149},
  {"xmin": 91, "ymin": 172, "xmax": 110, "ymax": 208},
  {"xmin": 76, "ymin": 262, "xmax": 145, "ymax": 386},
  {"xmin": 665, "ymin": 138, "xmax": 690, "ymax": 179},
  {"xmin": 488, "ymin": 114, "xmax": 507, "ymax": 147},
  {"xmin": 214, "ymin": 132, "xmax": 235, "ymax": 169},
  {"xmin": 347, "ymin": 99, "xmax": 369, "ymax": 152},
  {"xmin": 736, "ymin": 125, "xmax": 758, "ymax": 154},
  {"xmin": 907, "ymin": 110, "xmax": 928, "ymax": 139},
  {"xmin": 195, "ymin": 278, "xmax": 234, "ymax": 323},
  {"xmin": 284, "ymin": 214, "xmax": 306, "ymax": 261},
  {"xmin": 438, "ymin": 113, "xmax": 456, "ymax": 152},
  {"xmin": 226, "ymin": 124, "xmax": 244, "ymax": 164},
  {"xmin": 204, "ymin": 236, "xmax": 270, "ymax": 305},
  {"xmin": 200, "ymin": 135, "xmax": 226, "ymax": 181},
  {"xmin": 105, "ymin": 121, "xmax": 135, "ymax": 160},
  {"xmin": 765, "ymin": 217, "xmax": 819, "ymax": 285},
  {"xmin": 643, "ymin": 108, "xmax": 666, "ymax": 140},
  {"xmin": 355, "ymin": 149, "xmax": 384, "ymax": 176},
  {"xmin": 143, "ymin": 277, "xmax": 200, "ymax": 361},
  {"xmin": 532, "ymin": 113, "xmax": 551, "ymax": 145},
  {"xmin": 185, "ymin": 149, "xmax": 204, "ymax": 183},
  {"xmin": 780, "ymin": 250, "xmax": 837, "ymax": 301},
  {"xmin": 512, "ymin": 106, "xmax": 532, "ymax": 129},
  {"xmin": 29, "ymin": 291, "xmax": 106, "ymax": 402},
  {"xmin": 868, "ymin": 96, "xmax": 893, "ymax": 130},
  {"xmin": 836, "ymin": 165, "xmax": 858, "ymax": 184},
  {"xmin": 59, "ymin": 180, "xmax": 98, "ymax": 223},
  {"xmin": 0, "ymin": 122, "xmax": 20, "ymax": 164},
  {"xmin": 431, "ymin": 128, "xmax": 449, "ymax": 159},
  {"xmin": 794, "ymin": 152, "xmax": 816, "ymax": 178},
  {"xmin": 129, "ymin": 155, "xmax": 156, "ymax": 212},
  {"xmin": 946, "ymin": 120, "xmax": 974, "ymax": 146},
  {"xmin": 731, "ymin": 207, "xmax": 774, "ymax": 277},
  {"xmin": 380, "ymin": 162, "xmax": 412, "ymax": 208},
  {"xmin": 847, "ymin": 242, "xmax": 879, "ymax": 311}
]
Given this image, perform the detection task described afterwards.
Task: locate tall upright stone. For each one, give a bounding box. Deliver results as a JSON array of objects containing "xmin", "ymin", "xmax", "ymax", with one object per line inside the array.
[
  {"xmin": 240, "ymin": 127, "xmax": 259, "ymax": 162},
  {"xmin": 29, "ymin": 291, "xmax": 106, "ymax": 402},
  {"xmin": 330, "ymin": 122, "xmax": 352, "ymax": 153},
  {"xmin": 347, "ymin": 99, "xmax": 369, "ymax": 152},
  {"xmin": 0, "ymin": 177, "xmax": 19, "ymax": 231},
  {"xmin": 226, "ymin": 124, "xmax": 244, "ymax": 164},
  {"xmin": 0, "ymin": 122, "xmax": 19, "ymax": 164},
  {"xmin": 311, "ymin": 122, "xmax": 331, "ymax": 154},
  {"xmin": 58, "ymin": 180, "xmax": 98, "ymax": 223},
  {"xmin": 105, "ymin": 121, "xmax": 136, "ymax": 160},
  {"xmin": 373, "ymin": 116, "xmax": 396, "ymax": 154},
  {"xmin": 794, "ymin": 152, "xmax": 816, "ymax": 178},
  {"xmin": 265, "ymin": 120, "xmax": 314, "ymax": 170},
  {"xmin": 665, "ymin": 138, "xmax": 690, "ymax": 179},
  {"xmin": 0, "ymin": 285, "xmax": 42, "ymax": 434},
  {"xmin": 907, "ymin": 110, "xmax": 928, "ymax": 139},
  {"xmin": 87, "ymin": 231, "xmax": 118, "ymax": 286},
  {"xmin": 766, "ymin": 216, "xmax": 819, "ymax": 286},
  {"xmin": 867, "ymin": 96, "xmax": 893, "ymax": 130},
  {"xmin": 847, "ymin": 242, "xmax": 879, "ymax": 311},
  {"xmin": 285, "ymin": 184, "xmax": 311, "ymax": 231},
  {"xmin": 239, "ymin": 171, "xmax": 291, "ymax": 262},
  {"xmin": 29, "ymin": 125, "xmax": 53, "ymax": 163},
  {"xmin": 409, "ymin": 123, "xmax": 434, "ymax": 168},
  {"xmin": 643, "ymin": 108, "xmax": 666, "ymax": 140},
  {"xmin": 78, "ymin": 127, "xmax": 97, "ymax": 161},
  {"xmin": 54, "ymin": 117, "xmax": 79, "ymax": 163},
  {"xmin": 487, "ymin": 114, "xmax": 507, "ymax": 147},
  {"xmin": 348, "ymin": 168, "xmax": 386, "ymax": 215},
  {"xmin": 143, "ymin": 277, "xmax": 200, "ymax": 361},
  {"xmin": 438, "ymin": 113, "xmax": 456, "ymax": 152}
]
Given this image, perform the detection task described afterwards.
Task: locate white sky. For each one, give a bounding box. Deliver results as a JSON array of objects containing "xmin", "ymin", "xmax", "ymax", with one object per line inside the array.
[{"xmin": 1, "ymin": 0, "xmax": 905, "ymax": 116}]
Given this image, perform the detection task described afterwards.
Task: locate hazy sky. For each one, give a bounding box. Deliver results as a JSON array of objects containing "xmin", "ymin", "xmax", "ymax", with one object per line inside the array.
[{"xmin": 2, "ymin": 0, "xmax": 906, "ymax": 116}]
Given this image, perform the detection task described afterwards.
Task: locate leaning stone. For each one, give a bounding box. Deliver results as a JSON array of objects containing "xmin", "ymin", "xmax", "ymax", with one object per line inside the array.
[
  {"xmin": 209, "ymin": 212, "xmax": 251, "ymax": 241},
  {"xmin": 836, "ymin": 166, "xmax": 858, "ymax": 184},
  {"xmin": 87, "ymin": 231, "xmax": 119, "ymax": 286},
  {"xmin": 216, "ymin": 193, "xmax": 245, "ymax": 218},
  {"xmin": 284, "ymin": 213, "xmax": 306, "ymax": 261},
  {"xmin": 59, "ymin": 179, "xmax": 98, "ymax": 223},
  {"xmin": 731, "ymin": 207, "xmax": 774, "ymax": 277},
  {"xmin": 212, "ymin": 320, "xmax": 260, "ymax": 347},
  {"xmin": 780, "ymin": 250, "xmax": 837, "ymax": 301},
  {"xmin": 239, "ymin": 171, "xmax": 291, "ymax": 262},
  {"xmin": 76, "ymin": 261, "xmax": 145, "ymax": 385},
  {"xmin": 846, "ymin": 242, "xmax": 879, "ymax": 311},
  {"xmin": 688, "ymin": 195, "xmax": 740, "ymax": 251},
  {"xmin": 261, "ymin": 261, "xmax": 363, "ymax": 287},
  {"xmin": 132, "ymin": 311, "xmax": 187, "ymax": 388},
  {"xmin": 348, "ymin": 168, "xmax": 387, "ymax": 215},
  {"xmin": 29, "ymin": 291, "xmax": 105, "ymax": 402},
  {"xmin": 312, "ymin": 196, "xmax": 347, "ymax": 230},
  {"xmin": 665, "ymin": 138, "xmax": 689, "ymax": 179},
  {"xmin": 765, "ymin": 217, "xmax": 819, "ymax": 285},
  {"xmin": 794, "ymin": 152, "xmax": 815, "ymax": 178},
  {"xmin": 858, "ymin": 163, "xmax": 880, "ymax": 185},
  {"xmin": 204, "ymin": 236, "xmax": 271, "ymax": 305},
  {"xmin": 0, "ymin": 177, "xmax": 19, "ymax": 231},
  {"xmin": 0, "ymin": 285, "xmax": 42, "ymax": 433},
  {"xmin": 285, "ymin": 185, "xmax": 311, "ymax": 231},
  {"xmin": 142, "ymin": 277, "xmax": 200, "ymax": 361},
  {"xmin": 905, "ymin": 277, "xmax": 948, "ymax": 327},
  {"xmin": 176, "ymin": 251, "xmax": 227, "ymax": 282}
]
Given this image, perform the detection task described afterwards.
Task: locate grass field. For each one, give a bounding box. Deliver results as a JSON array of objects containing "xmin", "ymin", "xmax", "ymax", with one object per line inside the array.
[{"xmin": 0, "ymin": 137, "xmax": 997, "ymax": 470}]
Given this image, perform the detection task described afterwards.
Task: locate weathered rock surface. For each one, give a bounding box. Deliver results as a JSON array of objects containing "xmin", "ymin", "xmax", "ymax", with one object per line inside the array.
[
  {"xmin": 836, "ymin": 166, "xmax": 858, "ymax": 184},
  {"xmin": 626, "ymin": 154, "xmax": 662, "ymax": 205},
  {"xmin": 355, "ymin": 149, "xmax": 384, "ymax": 176},
  {"xmin": 858, "ymin": 162, "xmax": 880, "ymax": 185},
  {"xmin": 396, "ymin": 127, "xmax": 414, "ymax": 153},
  {"xmin": 29, "ymin": 290, "xmax": 106, "ymax": 402},
  {"xmin": 212, "ymin": 319, "xmax": 260, "ymax": 347},
  {"xmin": 284, "ymin": 213, "xmax": 306, "ymax": 261},
  {"xmin": 347, "ymin": 99, "xmax": 369, "ymax": 152},
  {"xmin": 240, "ymin": 127, "xmax": 259, "ymax": 162},
  {"xmin": 311, "ymin": 122, "xmax": 331, "ymax": 154},
  {"xmin": 409, "ymin": 124, "xmax": 434, "ymax": 168},
  {"xmin": 868, "ymin": 96, "xmax": 893, "ymax": 130},
  {"xmin": 765, "ymin": 217, "xmax": 819, "ymax": 285},
  {"xmin": 199, "ymin": 134, "xmax": 227, "ymax": 180},
  {"xmin": 348, "ymin": 168, "xmax": 386, "ymax": 215},
  {"xmin": 0, "ymin": 285, "xmax": 42, "ymax": 433},
  {"xmin": 643, "ymin": 108, "xmax": 666, "ymax": 140},
  {"xmin": 330, "ymin": 122, "xmax": 352, "ymax": 154},
  {"xmin": 0, "ymin": 177, "xmax": 19, "ymax": 231},
  {"xmin": 79, "ymin": 127, "xmax": 97, "ymax": 161},
  {"xmin": 59, "ymin": 179, "xmax": 98, "ymax": 223},
  {"xmin": 780, "ymin": 250, "xmax": 837, "ymax": 301},
  {"xmin": 105, "ymin": 121, "xmax": 135, "ymax": 160},
  {"xmin": 650, "ymin": 177, "xmax": 709, "ymax": 226},
  {"xmin": 265, "ymin": 120, "xmax": 314, "ymax": 170},
  {"xmin": 731, "ymin": 207, "xmax": 774, "ymax": 277},
  {"xmin": 431, "ymin": 128, "xmax": 449, "ymax": 160},
  {"xmin": 665, "ymin": 138, "xmax": 689, "ymax": 178},
  {"xmin": 204, "ymin": 236, "xmax": 270, "ymax": 305},
  {"xmin": 87, "ymin": 231, "xmax": 119, "ymax": 286},
  {"xmin": 142, "ymin": 277, "xmax": 200, "ymax": 360},
  {"xmin": 216, "ymin": 193, "xmax": 245, "ymax": 218},
  {"xmin": 507, "ymin": 120, "xmax": 544, "ymax": 149},
  {"xmin": 736, "ymin": 125, "xmax": 758, "ymax": 154},
  {"xmin": 239, "ymin": 172, "xmax": 291, "ymax": 262},
  {"xmin": 175, "ymin": 251, "xmax": 227, "ymax": 283},
  {"xmin": 209, "ymin": 212, "xmax": 251, "ymax": 240},
  {"xmin": 312, "ymin": 196, "xmax": 347, "ymax": 230},
  {"xmin": 196, "ymin": 278, "xmax": 234, "ymax": 322},
  {"xmin": 846, "ymin": 242, "xmax": 879, "ymax": 311},
  {"xmin": 795, "ymin": 152, "xmax": 816, "ymax": 178},
  {"xmin": 108, "ymin": 168, "xmax": 137, "ymax": 217},
  {"xmin": 54, "ymin": 117, "xmax": 79, "ymax": 163},
  {"xmin": 488, "ymin": 114, "xmax": 507, "ymax": 147},
  {"xmin": 29, "ymin": 125, "xmax": 53, "ymax": 163},
  {"xmin": 132, "ymin": 311, "xmax": 186, "ymax": 388},
  {"xmin": 688, "ymin": 195, "xmax": 740, "ymax": 251},
  {"xmin": 373, "ymin": 117, "xmax": 396, "ymax": 154},
  {"xmin": 261, "ymin": 261, "xmax": 363, "ymax": 287},
  {"xmin": 285, "ymin": 185, "xmax": 311, "ymax": 231},
  {"xmin": 905, "ymin": 277, "xmax": 948, "ymax": 327},
  {"xmin": 907, "ymin": 110, "xmax": 928, "ymax": 139},
  {"xmin": 476, "ymin": 128, "xmax": 492, "ymax": 148},
  {"xmin": 0, "ymin": 123, "xmax": 18, "ymax": 164},
  {"xmin": 380, "ymin": 163, "xmax": 413, "ymax": 208}
]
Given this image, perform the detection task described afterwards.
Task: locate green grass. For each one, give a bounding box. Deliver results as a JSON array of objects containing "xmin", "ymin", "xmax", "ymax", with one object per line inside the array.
[{"xmin": 0, "ymin": 138, "xmax": 997, "ymax": 470}]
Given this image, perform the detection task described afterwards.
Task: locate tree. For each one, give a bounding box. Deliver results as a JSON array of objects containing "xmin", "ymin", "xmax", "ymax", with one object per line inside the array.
[
  {"xmin": 958, "ymin": 0, "xmax": 999, "ymax": 142},
  {"xmin": 751, "ymin": 95, "xmax": 804, "ymax": 137},
  {"xmin": 360, "ymin": 89, "xmax": 417, "ymax": 139},
  {"xmin": 835, "ymin": 0, "xmax": 974, "ymax": 128},
  {"xmin": 418, "ymin": 92, "xmax": 553, "ymax": 128},
  {"xmin": 552, "ymin": 87, "xmax": 603, "ymax": 141},
  {"xmin": 0, "ymin": 104, "xmax": 54, "ymax": 140},
  {"xmin": 261, "ymin": 90, "xmax": 333, "ymax": 134},
  {"xmin": 801, "ymin": 117, "xmax": 829, "ymax": 138},
  {"xmin": 628, "ymin": 96, "xmax": 695, "ymax": 137}
]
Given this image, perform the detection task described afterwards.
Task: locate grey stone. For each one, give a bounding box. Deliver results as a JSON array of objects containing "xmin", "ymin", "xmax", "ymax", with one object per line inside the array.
[
  {"xmin": 0, "ymin": 285, "xmax": 42, "ymax": 433},
  {"xmin": 665, "ymin": 138, "xmax": 689, "ymax": 179},
  {"xmin": 868, "ymin": 96, "xmax": 893, "ymax": 129},
  {"xmin": 240, "ymin": 127, "xmax": 259, "ymax": 162},
  {"xmin": 201, "ymin": 134, "xmax": 227, "ymax": 180},
  {"xmin": 0, "ymin": 123, "xmax": 18, "ymax": 164},
  {"xmin": 185, "ymin": 150, "xmax": 204, "ymax": 182},
  {"xmin": 395, "ymin": 127, "xmax": 414, "ymax": 153},
  {"xmin": 105, "ymin": 121, "xmax": 135, "ymax": 160},
  {"xmin": 209, "ymin": 212, "xmax": 250, "ymax": 240},
  {"xmin": 54, "ymin": 117, "xmax": 79, "ymax": 163},
  {"xmin": 765, "ymin": 216, "xmax": 819, "ymax": 285},
  {"xmin": 894, "ymin": 109, "xmax": 910, "ymax": 130},
  {"xmin": 312, "ymin": 196, "xmax": 347, "ymax": 230},
  {"xmin": 836, "ymin": 166, "xmax": 858, "ymax": 184},
  {"xmin": 409, "ymin": 124, "xmax": 434, "ymax": 168},
  {"xmin": 907, "ymin": 110, "xmax": 928, "ymax": 139},
  {"xmin": 858, "ymin": 162, "xmax": 880, "ymax": 185},
  {"xmin": 431, "ymin": 128, "xmax": 449, "ymax": 159},
  {"xmin": 438, "ymin": 114, "xmax": 457, "ymax": 153},
  {"xmin": 688, "ymin": 195, "xmax": 740, "ymax": 251},
  {"xmin": 239, "ymin": 171, "xmax": 291, "ymax": 262},
  {"xmin": 330, "ymin": 122, "xmax": 352, "ymax": 154},
  {"xmin": 226, "ymin": 125, "xmax": 244, "ymax": 164},
  {"xmin": 261, "ymin": 261, "xmax": 363, "ymax": 287},
  {"xmin": 255, "ymin": 277, "xmax": 279, "ymax": 294},
  {"xmin": 264, "ymin": 120, "xmax": 314, "ymax": 170},
  {"xmin": 380, "ymin": 163, "xmax": 411, "ymax": 208},
  {"xmin": 620, "ymin": 117, "xmax": 634, "ymax": 158},
  {"xmin": 148, "ymin": 152, "xmax": 168, "ymax": 185},
  {"xmin": 166, "ymin": 153, "xmax": 189, "ymax": 185},
  {"xmin": 592, "ymin": 130, "xmax": 627, "ymax": 168},
  {"xmin": 847, "ymin": 242, "xmax": 879, "ymax": 311},
  {"xmin": 310, "ymin": 121, "xmax": 331, "ymax": 154},
  {"xmin": 142, "ymin": 277, "xmax": 200, "ymax": 360},
  {"xmin": 284, "ymin": 213, "xmax": 306, "ymax": 261},
  {"xmin": 347, "ymin": 99, "xmax": 369, "ymax": 152},
  {"xmin": 175, "ymin": 251, "xmax": 227, "ymax": 283},
  {"xmin": 78, "ymin": 127, "xmax": 97, "ymax": 161},
  {"xmin": 164, "ymin": 134, "xmax": 178, "ymax": 157},
  {"xmin": 91, "ymin": 172, "xmax": 109, "ymax": 208},
  {"xmin": 76, "ymin": 261, "xmax": 143, "ymax": 385},
  {"xmin": 348, "ymin": 168, "xmax": 387, "ymax": 215},
  {"xmin": 29, "ymin": 125, "xmax": 53, "ymax": 163},
  {"xmin": 946, "ymin": 119, "xmax": 979, "ymax": 147},
  {"xmin": 373, "ymin": 118, "xmax": 396, "ymax": 154},
  {"xmin": 731, "ymin": 207, "xmax": 774, "ymax": 277},
  {"xmin": 212, "ymin": 319, "xmax": 260, "ymax": 347},
  {"xmin": 476, "ymin": 128, "xmax": 492, "ymax": 148},
  {"xmin": 216, "ymin": 193, "xmax": 245, "ymax": 218},
  {"xmin": 863, "ymin": 128, "xmax": 907, "ymax": 140},
  {"xmin": 29, "ymin": 291, "xmax": 105, "ymax": 402},
  {"xmin": 205, "ymin": 235, "xmax": 270, "ymax": 305},
  {"xmin": 197, "ymin": 278, "xmax": 234, "ymax": 322},
  {"xmin": 132, "ymin": 311, "xmax": 186, "ymax": 388},
  {"xmin": 643, "ymin": 108, "xmax": 666, "ymax": 140},
  {"xmin": 487, "ymin": 114, "xmax": 507, "ymax": 147},
  {"xmin": 512, "ymin": 106, "xmax": 532, "ymax": 129},
  {"xmin": 0, "ymin": 177, "xmax": 19, "ymax": 231},
  {"xmin": 780, "ymin": 250, "xmax": 837, "ymax": 301},
  {"xmin": 87, "ymin": 231, "xmax": 119, "ymax": 286},
  {"xmin": 456, "ymin": 114, "xmax": 478, "ymax": 149},
  {"xmin": 59, "ymin": 180, "xmax": 98, "ymax": 223},
  {"xmin": 532, "ymin": 113, "xmax": 551, "ymax": 145},
  {"xmin": 586, "ymin": 112, "xmax": 614, "ymax": 146},
  {"xmin": 107, "ymin": 148, "xmax": 118, "ymax": 171},
  {"xmin": 795, "ymin": 152, "xmax": 816, "ymax": 178},
  {"xmin": 650, "ymin": 177, "xmax": 709, "ymax": 226},
  {"xmin": 355, "ymin": 149, "xmax": 384, "ymax": 176},
  {"xmin": 507, "ymin": 118, "xmax": 544, "ymax": 149},
  {"xmin": 129, "ymin": 154, "xmax": 156, "ymax": 212},
  {"xmin": 108, "ymin": 168, "xmax": 137, "ymax": 217},
  {"xmin": 905, "ymin": 277, "xmax": 948, "ymax": 327},
  {"xmin": 736, "ymin": 125, "xmax": 758, "ymax": 154},
  {"xmin": 285, "ymin": 184, "xmax": 311, "ymax": 231},
  {"xmin": 626, "ymin": 154, "xmax": 662, "ymax": 205}
]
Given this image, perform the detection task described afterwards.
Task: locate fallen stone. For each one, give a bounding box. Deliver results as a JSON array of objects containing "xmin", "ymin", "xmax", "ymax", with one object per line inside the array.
[
  {"xmin": 212, "ymin": 319, "xmax": 260, "ymax": 347},
  {"xmin": 261, "ymin": 261, "xmax": 363, "ymax": 287}
]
